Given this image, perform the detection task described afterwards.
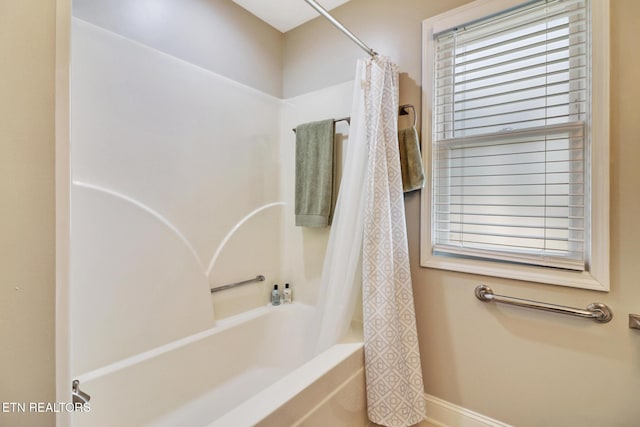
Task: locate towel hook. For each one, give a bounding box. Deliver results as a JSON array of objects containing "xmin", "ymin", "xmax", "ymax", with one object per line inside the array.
[{"xmin": 399, "ymin": 104, "xmax": 416, "ymax": 128}]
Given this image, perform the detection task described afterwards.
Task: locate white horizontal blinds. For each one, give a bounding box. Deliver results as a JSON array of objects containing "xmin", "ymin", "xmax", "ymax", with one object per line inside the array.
[
  {"xmin": 432, "ymin": 0, "xmax": 590, "ymax": 270},
  {"xmin": 435, "ymin": 0, "xmax": 588, "ymax": 138}
]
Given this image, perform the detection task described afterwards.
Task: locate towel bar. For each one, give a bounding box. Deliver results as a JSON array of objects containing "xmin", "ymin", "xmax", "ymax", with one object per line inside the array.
[
  {"xmin": 292, "ymin": 117, "xmax": 350, "ymax": 133},
  {"xmin": 292, "ymin": 105, "xmax": 414, "ymax": 133},
  {"xmin": 474, "ymin": 284, "xmax": 613, "ymax": 323}
]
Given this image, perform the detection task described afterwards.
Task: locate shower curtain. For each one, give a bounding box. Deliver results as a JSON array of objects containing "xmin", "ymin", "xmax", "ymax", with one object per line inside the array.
[
  {"xmin": 361, "ymin": 57, "xmax": 426, "ymax": 427},
  {"xmin": 314, "ymin": 59, "xmax": 369, "ymax": 354},
  {"xmin": 315, "ymin": 56, "xmax": 426, "ymax": 426}
]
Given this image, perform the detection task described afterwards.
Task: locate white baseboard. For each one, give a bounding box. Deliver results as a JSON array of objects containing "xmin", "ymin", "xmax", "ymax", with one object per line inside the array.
[{"xmin": 423, "ymin": 394, "xmax": 512, "ymax": 427}]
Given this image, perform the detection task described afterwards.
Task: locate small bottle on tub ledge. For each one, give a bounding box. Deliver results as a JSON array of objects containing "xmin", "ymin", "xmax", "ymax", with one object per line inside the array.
[
  {"xmin": 271, "ymin": 284, "xmax": 281, "ymax": 306},
  {"xmin": 283, "ymin": 283, "xmax": 292, "ymax": 304}
]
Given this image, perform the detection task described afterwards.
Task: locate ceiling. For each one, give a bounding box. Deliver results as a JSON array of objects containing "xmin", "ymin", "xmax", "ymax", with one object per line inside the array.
[{"xmin": 232, "ymin": 0, "xmax": 351, "ymax": 33}]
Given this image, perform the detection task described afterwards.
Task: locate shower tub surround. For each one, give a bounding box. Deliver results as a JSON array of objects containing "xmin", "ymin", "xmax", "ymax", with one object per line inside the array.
[
  {"xmin": 71, "ymin": 303, "xmax": 366, "ymax": 427},
  {"xmin": 70, "ymin": 15, "xmax": 366, "ymax": 427},
  {"xmin": 71, "ymin": 18, "xmax": 284, "ymax": 374}
]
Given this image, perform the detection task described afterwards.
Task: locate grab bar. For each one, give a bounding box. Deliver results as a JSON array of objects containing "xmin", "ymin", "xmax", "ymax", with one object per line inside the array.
[
  {"xmin": 211, "ymin": 275, "xmax": 265, "ymax": 294},
  {"xmin": 72, "ymin": 380, "xmax": 91, "ymax": 405},
  {"xmin": 474, "ymin": 284, "xmax": 613, "ymax": 323}
]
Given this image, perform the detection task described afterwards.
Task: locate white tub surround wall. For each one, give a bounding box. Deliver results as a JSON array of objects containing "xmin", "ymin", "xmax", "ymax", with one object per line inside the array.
[
  {"xmin": 72, "ymin": 0, "xmax": 284, "ymax": 97},
  {"xmin": 71, "ymin": 19, "xmax": 283, "ymax": 374},
  {"xmin": 70, "ymin": 8, "xmax": 369, "ymax": 425},
  {"xmin": 71, "ymin": 11, "xmax": 365, "ymax": 371}
]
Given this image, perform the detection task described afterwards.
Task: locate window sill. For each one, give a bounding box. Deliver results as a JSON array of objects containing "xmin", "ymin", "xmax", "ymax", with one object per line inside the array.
[{"xmin": 421, "ymin": 252, "xmax": 609, "ymax": 292}]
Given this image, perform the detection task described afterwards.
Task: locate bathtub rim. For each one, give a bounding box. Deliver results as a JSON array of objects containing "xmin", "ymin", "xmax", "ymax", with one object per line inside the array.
[
  {"xmin": 74, "ymin": 302, "xmax": 312, "ymax": 384},
  {"xmin": 206, "ymin": 340, "xmax": 364, "ymax": 427}
]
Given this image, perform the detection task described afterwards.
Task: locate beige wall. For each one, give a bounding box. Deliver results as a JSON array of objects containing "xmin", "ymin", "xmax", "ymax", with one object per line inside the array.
[
  {"xmin": 0, "ymin": 1, "xmax": 57, "ymax": 426},
  {"xmin": 73, "ymin": 0, "xmax": 284, "ymax": 97},
  {"xmin": 285, "ymin": 0, "xmax": 640, "ymax": 425},
  {"xmin": 284, "ymin": 0, "xmax": 472, "ymax": 99}
]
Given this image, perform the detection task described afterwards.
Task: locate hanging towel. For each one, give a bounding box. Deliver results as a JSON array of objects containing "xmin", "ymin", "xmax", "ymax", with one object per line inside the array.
[
  {"xmin": 398, "ymin": 126, "xmax": 425, "ymax": 193},
  {"xmin": 295, "ymin": 119, "xmax": 335, "ymax": 227}
]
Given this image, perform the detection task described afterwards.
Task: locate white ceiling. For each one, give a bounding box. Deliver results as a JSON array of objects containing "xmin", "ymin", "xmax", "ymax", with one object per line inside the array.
[{"xmin": 232, "ymin": 0, "xmax": 351, "ymax": 33}]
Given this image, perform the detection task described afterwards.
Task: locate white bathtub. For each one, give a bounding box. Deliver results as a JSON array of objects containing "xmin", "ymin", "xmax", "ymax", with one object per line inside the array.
[{"xmin": 72, "ymin": 303, "xmax": 365, "ymax": 427}]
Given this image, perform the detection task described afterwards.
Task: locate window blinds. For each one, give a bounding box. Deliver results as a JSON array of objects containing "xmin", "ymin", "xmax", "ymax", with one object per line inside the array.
[{"xmin": 432, "ymin": 0, "xmax": 590, "ymax": 270}]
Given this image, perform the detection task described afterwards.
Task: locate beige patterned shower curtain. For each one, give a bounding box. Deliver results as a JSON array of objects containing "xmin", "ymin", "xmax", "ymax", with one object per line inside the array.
[{"xmin": 361, "ymin": 56, "xmax": 427, "ymax": 427}]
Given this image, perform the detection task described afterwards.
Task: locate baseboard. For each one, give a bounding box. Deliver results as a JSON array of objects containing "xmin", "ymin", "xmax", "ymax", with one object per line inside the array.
[{"xmin": 423, "ymin": 394, "xmax": 512, "ymax": 427}]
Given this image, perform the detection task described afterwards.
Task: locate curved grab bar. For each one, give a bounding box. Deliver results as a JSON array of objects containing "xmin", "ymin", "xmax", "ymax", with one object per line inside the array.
[{"xmin": 475, "ymin": 284, "xmax": 613, "ymax": 323}]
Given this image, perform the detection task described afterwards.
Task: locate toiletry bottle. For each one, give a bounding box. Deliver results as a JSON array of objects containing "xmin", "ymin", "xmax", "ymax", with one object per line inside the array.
[
  {"xmin": 271, "ymin": 285, "xmax": 281, "ymax": 306},
  {"xmin": 283, "ymin": 283, "xmax": 292, "ymax": 304}
]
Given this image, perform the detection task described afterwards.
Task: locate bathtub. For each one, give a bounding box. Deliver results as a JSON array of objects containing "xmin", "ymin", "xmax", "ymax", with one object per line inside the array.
[{"xmin": 72, "ymin": 303, "xmax": 366, "ymax": 427}]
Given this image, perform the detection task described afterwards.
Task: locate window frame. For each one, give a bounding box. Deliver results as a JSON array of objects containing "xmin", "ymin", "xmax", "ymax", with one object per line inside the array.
[{"xmin": 420, "ymin": 0, "xmax": 610, "ymax": 291}]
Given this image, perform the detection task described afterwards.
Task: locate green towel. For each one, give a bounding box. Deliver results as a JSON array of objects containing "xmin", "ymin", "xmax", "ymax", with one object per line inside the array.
[
  {"xmin": 398, "ymin": 126, "xmax": 425, "ymax": 193},
  {"xmin": 295, "ymin": 119, "xmax": 335, "ymax": 227}
]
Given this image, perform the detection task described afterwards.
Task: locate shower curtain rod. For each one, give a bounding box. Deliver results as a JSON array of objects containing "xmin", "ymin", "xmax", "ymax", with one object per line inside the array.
[{"xmin": 303, "ymin": 0, "xmax": 377, "ymax": 57}]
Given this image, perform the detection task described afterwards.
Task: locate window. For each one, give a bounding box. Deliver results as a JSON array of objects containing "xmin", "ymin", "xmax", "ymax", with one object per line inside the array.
[{"xmin": 421, "ymin": 0, "xmax": 609, "ymax": 290}]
